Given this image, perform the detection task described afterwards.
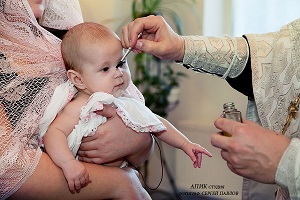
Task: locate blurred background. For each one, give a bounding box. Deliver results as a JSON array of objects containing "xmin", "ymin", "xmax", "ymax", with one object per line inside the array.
[{"xmin": 77, "ymin": 0, "xmax": 300, "ymax": 199}]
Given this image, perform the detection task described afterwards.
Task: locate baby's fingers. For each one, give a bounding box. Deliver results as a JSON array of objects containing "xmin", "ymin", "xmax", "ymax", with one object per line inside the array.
[
  {"xmin": 192, "ymin": 149, "xmax": 204, "ymax": 168},
  {"xmin": 193, "ymin": 152, "xmax": 203, "ymax": 168},
  {"xmin": 80, "ymin": 173, "xmax": 90, "ymax": 187},
  {"xmin": 75, "ymin": 179, "xmax": 82, "ymax": 192},
  {"xmin": 199, "ymin": 146, "xmax": 212, "ymax": 157},
  {"xmin": 68, "ymin": 180, "xmax": 76, "ymax": 193},
  {"xmin": 204, "ymin": 149, "xmax": 212, "ymax": 157}
]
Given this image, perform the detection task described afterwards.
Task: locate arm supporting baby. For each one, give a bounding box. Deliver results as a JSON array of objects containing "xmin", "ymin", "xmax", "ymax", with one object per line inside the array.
[{"xmin": 78, "ymin": 105, "xmax": 154, "ymax": 167}]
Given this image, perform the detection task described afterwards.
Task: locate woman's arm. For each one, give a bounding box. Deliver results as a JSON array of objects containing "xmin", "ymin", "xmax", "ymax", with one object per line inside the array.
[{"xmin": 10, "ymin": 152, "xmax": 151, "ymax": 200}]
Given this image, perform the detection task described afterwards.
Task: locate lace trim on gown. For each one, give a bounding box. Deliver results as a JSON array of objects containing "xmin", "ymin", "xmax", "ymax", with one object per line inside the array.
[{"xmin": 67, "ymin": 92, "xmax": 166, "ymax": 156}]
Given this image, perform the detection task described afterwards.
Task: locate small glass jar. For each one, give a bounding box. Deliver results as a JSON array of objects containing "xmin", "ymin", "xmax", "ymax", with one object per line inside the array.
[{"xmin": 222, "ymin": 102, "xmax": 242, "ymax": 137}]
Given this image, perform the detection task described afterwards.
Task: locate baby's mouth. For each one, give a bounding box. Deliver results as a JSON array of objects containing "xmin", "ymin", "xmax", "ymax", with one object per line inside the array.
[{"xmin": 115, "ymin": 82, "xmax": 124, "ymax": 88}]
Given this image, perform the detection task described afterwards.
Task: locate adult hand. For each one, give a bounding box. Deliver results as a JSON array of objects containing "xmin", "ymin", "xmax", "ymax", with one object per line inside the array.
[
  {"xmin": 211, "ymin": 117, "xmax": 290, "ymax": 183},
  {"xmin": 77, "ymin": 106, "xmax": 154, "ymax": 166},
  {"xmin": 121, "ymin": 15, "xmax": 185, "ymax": 61}
]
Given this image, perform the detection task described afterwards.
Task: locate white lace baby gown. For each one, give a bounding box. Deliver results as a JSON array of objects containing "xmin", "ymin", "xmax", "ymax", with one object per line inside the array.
[{"xmin": 67, "ymin": 92, "xmax": 167, "ymax": 155}]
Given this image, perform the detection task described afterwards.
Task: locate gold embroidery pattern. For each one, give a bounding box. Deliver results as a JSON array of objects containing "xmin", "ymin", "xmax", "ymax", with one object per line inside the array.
[{"xmin": 281, "ymin": 94, "xmax": 300, "ymax": 134}]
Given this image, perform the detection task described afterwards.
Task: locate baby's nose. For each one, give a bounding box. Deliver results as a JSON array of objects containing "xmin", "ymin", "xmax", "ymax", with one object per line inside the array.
[{"xmin": 114, "ymin": 67, "xmax": 123, "ymax": 78}]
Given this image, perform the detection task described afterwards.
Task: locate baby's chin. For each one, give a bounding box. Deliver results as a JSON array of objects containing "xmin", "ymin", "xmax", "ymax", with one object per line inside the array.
[{"xmin": 112, "ymin": 89, "xmax": 125, "ymax": 98}]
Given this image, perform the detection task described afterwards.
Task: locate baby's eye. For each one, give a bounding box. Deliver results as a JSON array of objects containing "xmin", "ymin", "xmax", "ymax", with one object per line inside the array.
[{"xmin": 101, "ymin": 67, "xmax": 109, "ymax": 72}]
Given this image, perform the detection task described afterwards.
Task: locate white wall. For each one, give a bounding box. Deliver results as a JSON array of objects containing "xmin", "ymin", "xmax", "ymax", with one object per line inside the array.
[
  {"xmin": 78, "ymin": 0, "xmax": 130, "ymax": 30},
  {"xmin": 78, "ymin": 1, "xmax": 247, "ymax": 199}
]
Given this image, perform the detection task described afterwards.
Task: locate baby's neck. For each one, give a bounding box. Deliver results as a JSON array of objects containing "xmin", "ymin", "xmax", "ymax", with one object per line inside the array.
[
  {"xmin": 77, "ymin": 89, "xmax": 129, "ymax": 99},
  {"xmin": 76, "ymin": 91, "xmax": 90, "ymax": 99}
]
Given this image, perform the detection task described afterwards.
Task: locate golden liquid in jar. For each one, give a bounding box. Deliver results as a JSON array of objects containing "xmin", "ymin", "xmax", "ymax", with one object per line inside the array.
[{"xmin": 222, "ymin": 131, "xmax": 232, "ymax": 137}]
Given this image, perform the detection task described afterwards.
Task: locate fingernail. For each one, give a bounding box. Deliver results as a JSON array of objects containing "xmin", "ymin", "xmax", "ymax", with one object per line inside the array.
[{"xmin": 137, "ymin": 41, "xmax": 143, "ymax": 49}]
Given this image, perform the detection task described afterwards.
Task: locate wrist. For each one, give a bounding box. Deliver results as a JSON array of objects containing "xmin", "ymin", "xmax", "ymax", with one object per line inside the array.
[{"xmin": 61, "ymin": 157, "xmax": 76, "ymax": 167}]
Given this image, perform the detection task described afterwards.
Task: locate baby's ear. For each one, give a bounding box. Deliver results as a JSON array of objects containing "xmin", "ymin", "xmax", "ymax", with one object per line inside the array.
[{"xmin": 67, "ymin": 70, "xmax": 86, "ymax": 90}]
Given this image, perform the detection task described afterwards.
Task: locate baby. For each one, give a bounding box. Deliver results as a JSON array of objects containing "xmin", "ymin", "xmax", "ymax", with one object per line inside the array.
[{"xmin": 41, "ymin": 22, "xmax": 212, "ymax": 192}]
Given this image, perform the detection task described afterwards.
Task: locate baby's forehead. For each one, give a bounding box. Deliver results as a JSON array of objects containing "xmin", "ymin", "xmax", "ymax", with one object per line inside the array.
[
  {"xmin": 82, "ymin": 32, "xmax": 120, "ymax": 44},
  {"xmin": 80, "ymin": 36, "xmax": 123, "ymax": 58}
]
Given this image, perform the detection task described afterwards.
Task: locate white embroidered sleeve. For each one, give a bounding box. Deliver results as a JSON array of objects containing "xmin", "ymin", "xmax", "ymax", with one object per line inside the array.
[
  {"xmin": 275, "ymin": 138, "xmax": 300, "ymax": 199},
  {"xmin": 182, "ymin": 35, "xmax": 249, "ymax": 79}
]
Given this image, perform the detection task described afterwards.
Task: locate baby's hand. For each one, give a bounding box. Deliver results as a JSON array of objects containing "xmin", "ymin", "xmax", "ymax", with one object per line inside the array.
[
  {"xmin": 62, "ymin": 159, "xmax": 90, "ymax": 193},
  {"xmin": 181, "ymin": 142, "xmax": 212, "ymax": 168}
]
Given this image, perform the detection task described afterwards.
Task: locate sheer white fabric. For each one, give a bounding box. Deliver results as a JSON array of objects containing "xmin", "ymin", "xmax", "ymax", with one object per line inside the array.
[
  {"xmin": 0, "ymin": 0, "xmax": 83, "ymax": 198},
  {"xmin": 38, "ymin": 80, "xmax": 78, "ymax": 141},
  {"xmin": 39, "ymin": 0, "xmax": 83, "ymax": 30},
  {"xmin": 67, "ymin": 92, "xmax": 166, "ymax": 156}
]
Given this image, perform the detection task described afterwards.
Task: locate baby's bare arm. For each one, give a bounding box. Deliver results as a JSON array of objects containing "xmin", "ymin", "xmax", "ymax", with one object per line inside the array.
[
  {"xmin": 43, "ymin": 100, "xmax": 80, "ymax": 164},
  {"xmin": 154, "ymin": 115, "xmax": 190, "ymax": 148},
  {"xmin": 154, "ymin": 116, "xmax": 212, "ymax": 167},
  {"xmin": 43, "ymin": 100, "xmax": 90, "ymax": 192}
]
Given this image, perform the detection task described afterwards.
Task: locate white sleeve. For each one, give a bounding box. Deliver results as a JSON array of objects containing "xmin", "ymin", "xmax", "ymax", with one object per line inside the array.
[
  {"xmin": 182, "ymin": 35, "xmax": 249, "ymax": 79},
  {"xmin": 275, "ymin": 138, "xmax": 300, "ymax": 199}
]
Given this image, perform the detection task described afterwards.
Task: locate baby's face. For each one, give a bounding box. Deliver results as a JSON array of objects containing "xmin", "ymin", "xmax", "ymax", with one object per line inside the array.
[{"xmin": 80, "ymin": 35, "xmax": 131, "ymax": 97}]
